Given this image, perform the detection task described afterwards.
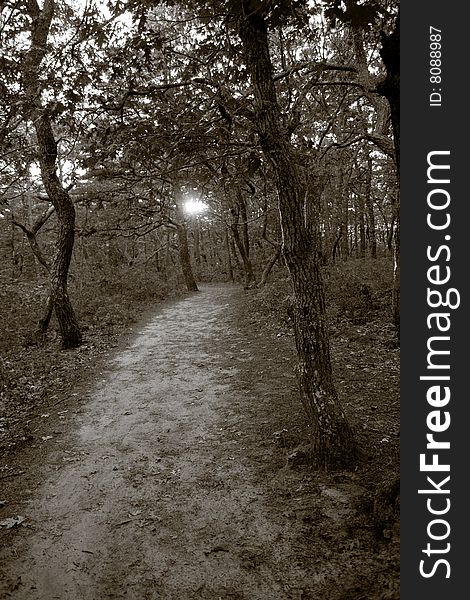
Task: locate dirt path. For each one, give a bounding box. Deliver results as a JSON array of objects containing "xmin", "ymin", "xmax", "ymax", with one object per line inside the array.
[{"xmin": 1, "ymin": 284, "xmax": 382, "ymax": 600}]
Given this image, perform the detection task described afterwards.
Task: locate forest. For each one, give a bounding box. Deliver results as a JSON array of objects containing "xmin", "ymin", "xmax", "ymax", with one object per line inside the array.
[{"xmin": 1, "ymin": 1, "xmax": 400, "ymax": 598}]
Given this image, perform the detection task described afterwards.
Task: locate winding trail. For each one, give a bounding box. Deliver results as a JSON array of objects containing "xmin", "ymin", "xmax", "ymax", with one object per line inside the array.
[{"xmin": 1, "ymin": 284, "xmax": 360, "ymax": 600}]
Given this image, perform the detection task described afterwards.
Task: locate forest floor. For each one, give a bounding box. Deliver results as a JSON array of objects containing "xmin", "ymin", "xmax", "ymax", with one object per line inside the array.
[{"xmin": 0, "ymin": 283, "xmax": 399, "ymax": 600}]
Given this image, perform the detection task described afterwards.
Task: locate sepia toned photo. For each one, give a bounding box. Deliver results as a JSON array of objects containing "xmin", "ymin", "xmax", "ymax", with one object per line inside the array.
[{"xmin": 1, "ymin": 1, "xmax": 401, "ymax": 598}]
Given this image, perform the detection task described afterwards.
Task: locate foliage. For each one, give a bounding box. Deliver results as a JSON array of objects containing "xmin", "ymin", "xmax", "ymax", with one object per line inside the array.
[
  {"xmin": 324, "ymin": 257, "xmax": 393, "ymax": 322},
  {"xmin": 239, "ymin": 257, "xmax": 393, "ymax": 329}
]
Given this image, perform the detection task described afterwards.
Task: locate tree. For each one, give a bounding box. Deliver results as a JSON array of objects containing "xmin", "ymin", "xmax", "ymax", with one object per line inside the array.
[
  {"xmin": 21, "ymin": 0, "xmax": 82, "ymax": 348},
  {"xmin": 173, "ymin": 186, "xmax": 199, "ymax": 292},
  {"xmin": 236, "ymin": 1, "xmax": 358, "ymax": 469},
  {"xmin": 377, "ymin": 10, "xmax": 400, "ymax": 333},
  {"xmin": 322, "ymin": 0, "xmax": 400, "ymax": 331},
  {"xmin": 107, "ymin": 0, "xmax": 398, "ymax": 468},
  {"xmin": 1, "ymin": 0, "xmax": 398, "ymax": 468}
]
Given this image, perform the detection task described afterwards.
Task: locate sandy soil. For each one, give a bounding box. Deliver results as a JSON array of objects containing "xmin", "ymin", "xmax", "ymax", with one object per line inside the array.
[{"xmin": 0, "ymin": 284, "xmax": 396, "ymax": 600}]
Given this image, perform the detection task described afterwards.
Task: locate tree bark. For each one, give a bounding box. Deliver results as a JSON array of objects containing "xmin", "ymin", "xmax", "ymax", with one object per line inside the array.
[
  {"xmin": 12, "ymin": 204, "xmax": 55, "ymax": 272},
  {"xmin": 33, "ymin": 114, "xmax": 82, "ymax": 348},
  {"xmin": 331, "ymin": 226, "xmax": 341, "ymax": 261},
  {"xmin": 36, "ymin": 293, "xmax": 54, "ymax": 342},
  {"xmin": 259, "ymin": 246, "xmax": 281, "ymax": 286},
  {"xmin": 238, "ymin": 3, "xmax": 357, "ymax": 469},
  {"xmin": 364, "ymin": 157, "xmax": 377, "ymax": 259},
  {"xmin": 238, "ymin": 193, "xmax": 250, "ymax": 263},
  {"xmin": 164, "ymin": 230, "xmax": 172, "ymax": 277},
  {"xmin": 23, "ymin": 0, "xmax": 81, "ymax": 348},
  {"xmin": 357, "ymin": 193, "xmax": 366, "ymax": 259},
  {"xmin": 339, "ymin": 169, "xmax": 349, "ymax": 259},
  {"xmin": 229, "ymin": 236, "xmax": 241, "ymax": 275},
  {"xmin": 229, "ymin": 195, "xmax": 256, "ymax": 289},
  {"xmin": 224, "ymin": 228, "xmax": 234, "ymax": 282}
]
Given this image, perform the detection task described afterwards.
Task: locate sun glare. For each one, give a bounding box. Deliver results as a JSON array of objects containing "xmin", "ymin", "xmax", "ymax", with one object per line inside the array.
[{"xmin": 183, "ymin": 199, "xmax": 208, "ymax": 215}]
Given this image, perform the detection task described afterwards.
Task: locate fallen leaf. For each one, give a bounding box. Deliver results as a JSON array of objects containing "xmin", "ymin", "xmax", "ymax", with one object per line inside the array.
[{"xmin": 0, "ymin": 515, "xmax": 26, "ymax": 529}]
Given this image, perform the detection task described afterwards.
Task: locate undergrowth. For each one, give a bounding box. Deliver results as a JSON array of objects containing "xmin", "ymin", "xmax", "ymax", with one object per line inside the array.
[
  {"xmin": 237, "ymin": 261, "xmax": 400, "ymax": 599},
  {"xmin": 250, "ymin": 257, "xmax": 395, "ymax": 330}
]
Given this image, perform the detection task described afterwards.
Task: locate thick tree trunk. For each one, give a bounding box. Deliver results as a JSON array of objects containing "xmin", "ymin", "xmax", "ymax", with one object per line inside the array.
[
  {"xmin": 36, "ymin": 293, "xmax": 54, "ymax": 341},
  {"xmin": 238, "ymin": 4, "xmax": 357, "ymax": 469},
  {"xmin": 23, "ymin": 0, "xmax": 81, "ymax": 349},
  {"xmin": 34, "ymin": 114, "xmax": 82, "ymax": 348}
]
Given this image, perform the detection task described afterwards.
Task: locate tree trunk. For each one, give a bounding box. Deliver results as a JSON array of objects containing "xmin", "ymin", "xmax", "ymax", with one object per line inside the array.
[
  {"xmin": 229, "ymin": 236, "xmax": 241, "ymax": 275},
  {"xmin": 36, "ymin": 293, "xmax": 54, "ymax": 341},
  {"xmin": 172, "ymin": 184, "xmax": 199, "ymax": 291},
  {"xmin": 259, "ymin": 246, "xmax": 281, "ymax": 286},
  {"xmin": 231, "ymin": 226, "xmax": 256, "ymax": 288},
  {"xmin": 364, "ymin": 157, "xmax": 377, "ymax": 259},
  {"xmin": 22, "ymin": 193, "xmax": 38, "ymax": 276},
  {"xmin": 332, "ymin": 226, "xmax": 343, "ymax": 261},
  {"xmin": 339, "ymin": 172, "xmax": 349, "ymax": 259},
  {"xmin": 23, "ymin": 0, "xmax": 81, "ymax": 349},
  {"xmin": 176, "ymin": 222, "xmax": 198, "ymax": 292},
  {"xmin": 193, "ymin": 220, "xmax": 201, "ymax": 277},
  {"xmin": 12, "ymin": 204, "xmax": 55, "ymax": 273},
  {"xmin": 357, "ymin": 193, "xmax": 366, "ymax": 259},
  {"xmin": 34, "ymin": 115, "xmax": 82, "ymax": 348},
  {"xmin": 225, "ymin": 228, "xmax": 234, "ymax": 282},
  {"xmin": 230, "ymin": 199, "xmax": 256, "ymax": 289},
  {"xmin": 238, "ymin": 4, "xmax": 357, "ymax": 469},
  {"xmin": 238, "ymin": 193, "xmax": 250, "ymax": 263},
  {"xmin": 164, "ymin": 230, "xmax": 172, "ymax": 277},
  {"xmin": 378, "ymin": 10, "xmax": 400, "ymax": 335}
]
